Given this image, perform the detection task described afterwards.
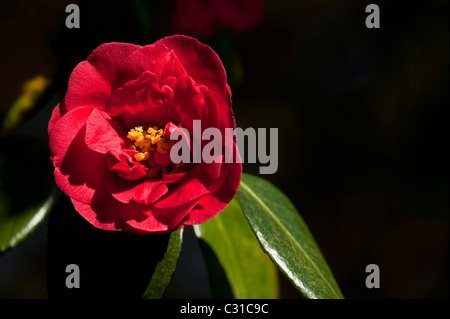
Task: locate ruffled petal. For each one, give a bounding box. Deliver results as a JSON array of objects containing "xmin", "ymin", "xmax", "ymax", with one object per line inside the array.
[
  {"xmin": 107, "ymin": 173, "xmax": 169, "ymax": 205},
  {"xmin": 64, "ymin": 43, "xmax": 141, "ymax": 112},
  {"xmin": 118, "ymin": 187, "xmax": 206, "ymax": 234},
  {"xmin": 183, "ymin": 141, "xmax": 242, "ymax": 226},
  {"xmin": 85, "ymin": 108, "xmax": 126, "ymax": 157},
  {"xmin": 184, "ymin": 161, "xmax": 242, "ymax": 226},
  {"xmin": 71, "ymin": 198, "xmax": 131, "ymax": 232},
  {"xmin": 155, "ymin": 35, "xmax": 229, "ymax": 110},
  {"xmin": 114, "ymin": 175, "xmax": 210, "ymax": 233},
  {"xmin": 108, "ymin": 71, "xmax": 179, "ymax": 128},
  {"xmin": 110, "ymin": 159, "xmax": 148, "ymax": 181},
  {"xmin": 154, "ymin": 177, "xmax": 208, "ymax": 208},
  {"xmin": 87, "ymin": 42, "xmax": 142, "ymax": 87},
  {"xmin": 171, "ymin": 75, "xmax": 206, "ymax": 131},
  {"xmin": 116, "ymin": 44, "xmax": 187, "ymax": 85},
  {"xmin": 183, "ymin": 195, "xmax": 225, "ymax": 226},
  {"xmin": 162, "ymin": 170, "xmax": 188, "ymax": 184},
  {"xmin": 64, "ymin": 61, "xmax": 112, "ymax": 113},
  {"xmin": 117, "ymin": 202, "xmax": 173, "ymax": 234},
  {"xmin": 50, "ymin": 106, "xmax": 113, "ymax": 204}
]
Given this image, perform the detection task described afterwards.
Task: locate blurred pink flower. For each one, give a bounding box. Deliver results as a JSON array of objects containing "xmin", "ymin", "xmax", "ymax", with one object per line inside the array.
[{"xmin": 170, "ymin": 0, "xmax": 266, "ymax": 40}]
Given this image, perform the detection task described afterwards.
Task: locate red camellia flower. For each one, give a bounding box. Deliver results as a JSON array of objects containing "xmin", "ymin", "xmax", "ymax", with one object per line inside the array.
[
  {"xmin": 48, "ymin": 35, "xmax": 242, "ymax": 234},
  {"xmin": 170, "ymin": 0, "xmax": 266, "ymax": 40}
]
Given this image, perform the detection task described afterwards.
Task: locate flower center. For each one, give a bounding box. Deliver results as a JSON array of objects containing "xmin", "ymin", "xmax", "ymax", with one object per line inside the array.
[
  {"xmin": 125, "ymin": 125, "xmax": 179, "ymax": 178},
  {"xmin": 127, "ymin": 126, "xmax": 174, "ymax": 161}
]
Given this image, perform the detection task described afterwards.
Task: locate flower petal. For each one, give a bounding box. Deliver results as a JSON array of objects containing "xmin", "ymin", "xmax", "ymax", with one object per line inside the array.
[
  {"xmin": 183, "ymin": 141, "xmax": 242, "ymax": 226},
  {"xmin": 118, "ymin": 193, "xmax": 203, "ymax": 234},
  {"xmin": 118, "ymin": 202, "xmax": 172, "ymax": 234},
  {"xmin": 154, "ymin": 177, "xmax": 209, "ymax": 208},
  {"xmin": 171, "ymin": 75, "xmax": 206, "ymax": 131},
  {"xmin": 183, "ymin": 195, "xmax": 225, "ymax": 226},
  {"xmin": 71, "ymin": 198, "xmax": 131, "ymax": 232},
  {"xmin": 162, "ymin": 170, "xmax": 188, "ymax": 184},
  {"xmin": 154, "ymin": 152, "xmax": 171, "ymax": 167},
  {"xmin": 117, "ymin": 44, "xmax": 187, "ymax": 85},
  {"xmin": 64, "ymin": 43, "xmax": 141, "ymax": 112},
  {"xmin": 116, "ymin": 177, "xmax": 207, "ymax": 232},
  {"xmin": 108, "ymin": 71, "xmax": 179, "ymax": 128},
  {"xmin": 85, "ymin": 108, "xmax": 126, "ymax": 156},
  {"xmin": 155, "ymin": 35, "xmax": 230, "ymax": 110},
  {"xmin": 107, "ymin": 173, "xmax": 169, "ymax": 205},
  {"xmin": 110, "ymin": 160, "xmax": 148, "ymax": 181},
  {"xmin": 50, "ymin": 106, "xmax": 113, "ymax": 204},
  {"xmin": 185, "ymin": 160, "xmax": 242, "ymax": 226}
]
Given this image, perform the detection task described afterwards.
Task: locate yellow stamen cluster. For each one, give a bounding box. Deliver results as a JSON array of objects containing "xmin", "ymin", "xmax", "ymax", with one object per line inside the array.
[{"xmin": 127, "ymin": 126, "xmax": 174, "ymax": 163}]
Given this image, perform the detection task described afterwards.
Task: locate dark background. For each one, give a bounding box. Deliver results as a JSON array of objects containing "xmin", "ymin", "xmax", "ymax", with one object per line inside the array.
[{"xmin": 0, "ymin": 0, "xmax": 448, "ymax": 298}]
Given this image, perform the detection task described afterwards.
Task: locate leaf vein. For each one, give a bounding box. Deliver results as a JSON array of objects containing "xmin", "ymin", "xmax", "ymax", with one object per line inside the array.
[{"xmin": 239, "ymin": 180, "xmax": 341, "ymax": 299}]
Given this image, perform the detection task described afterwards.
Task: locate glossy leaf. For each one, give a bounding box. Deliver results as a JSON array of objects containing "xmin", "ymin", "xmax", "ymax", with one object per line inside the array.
[
  {"xmin": 0, "ymin": 135, "xmax": 58, "ymax": 254},
  {"xmin": 194, "ymin": 198, "xmax": 279, "ymax": 299},
  {"xmin": 237, "ymin": 173, "xmax": 344, "ymax": 299},
  {"xmin": 142, "ymin": 229, "xmax": 184, "ymax": 299}
]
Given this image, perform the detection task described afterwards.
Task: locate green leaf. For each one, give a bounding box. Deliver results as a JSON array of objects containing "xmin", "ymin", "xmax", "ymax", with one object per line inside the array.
[
  {"xmin": 194, "ymin": 198, "xmax": 279, "ymax": 299},
  {"xmin": 0, "ymin": 135, "xmax": 58, "ymax": 254},
  {"xmin": 236, "ymin": 173, "xmax": 344, "ymax": 299},
  {"xmin": 142, "ymin": 229, "xmax": 184, "ymax": 299}
]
